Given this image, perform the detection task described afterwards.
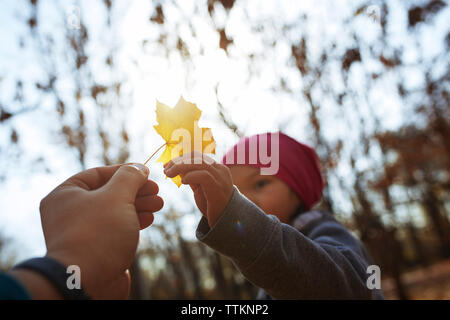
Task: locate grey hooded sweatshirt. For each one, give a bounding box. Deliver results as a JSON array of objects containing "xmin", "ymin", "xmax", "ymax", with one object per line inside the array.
[{"xmin": 196, "ymin": 186, "xmax": 384, "ymax": 299}]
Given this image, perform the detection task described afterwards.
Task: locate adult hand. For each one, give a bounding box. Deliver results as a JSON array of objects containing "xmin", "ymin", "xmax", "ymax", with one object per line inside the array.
[
  {"xmin": 164, "ymin": 151, "xmax": 234, "ymax": 228},
  {"xmin": 37, "ymin": 163, "xmax": 163, "ymax": 299}
]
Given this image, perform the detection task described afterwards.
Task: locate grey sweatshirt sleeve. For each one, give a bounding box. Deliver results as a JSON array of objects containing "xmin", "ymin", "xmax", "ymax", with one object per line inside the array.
[{"xmin": 196, "ymin": 186, "xmax": 384, "ymax": 299}]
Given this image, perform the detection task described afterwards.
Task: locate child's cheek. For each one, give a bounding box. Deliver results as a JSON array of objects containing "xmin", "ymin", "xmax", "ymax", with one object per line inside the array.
[
  {"xmin": 258, "ymin": 188, "xmax": 278, "ymax": 213},
  {"xmin": 264, "ymin": 186, "xmax": 290, "ymax": 216}
]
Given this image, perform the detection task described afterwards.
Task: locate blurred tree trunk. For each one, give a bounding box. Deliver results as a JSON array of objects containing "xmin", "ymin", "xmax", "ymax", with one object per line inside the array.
[
  {"xmin": 406, "ymin": 222, "xmax": 430, "ymax": 267},
  {"xmin": 423, "ymin": 187, "xmax": 450, "ymax": 259},
  {"xmin": 129, "ymin": 257, "xmax": 149, "ymax": 300},
  {"xmin": 354, "ymin": 178, "xmax": 409, "ymax": 299},
  {"xmin": 177, "ymin": 233, "xmax": 204, "ymax": 299},
  {"xmin": 211, "ymin": 252, "xmax": 230, "ymax": 299}
]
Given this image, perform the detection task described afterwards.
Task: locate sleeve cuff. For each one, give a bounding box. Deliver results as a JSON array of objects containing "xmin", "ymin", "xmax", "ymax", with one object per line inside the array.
[{"xmin": 195, "ymin": 185, "xmax": 278, "ymax": 269}]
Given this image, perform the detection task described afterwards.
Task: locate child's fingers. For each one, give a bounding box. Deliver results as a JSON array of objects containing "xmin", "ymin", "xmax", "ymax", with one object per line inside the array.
[
  {"xmin": 164, "ymin": 162, "xmax": 221, "ymax": 181},
  {"xmin": 164, "ymin": 151, "xmax": 215, "ymax": 170},
  {"xmin": 182, "ymin": 171, "xmax": 217, "ymax": 215},
  {"xmin": 135, "ymin": 194, "xmax": 164, "ymax": 213},
  {"xmin": 181, "ymin": 170, "xmax": 218, "ymax": 192}
]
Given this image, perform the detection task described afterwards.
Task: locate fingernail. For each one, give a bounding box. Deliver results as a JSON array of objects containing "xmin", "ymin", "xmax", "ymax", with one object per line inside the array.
[{"xmin": 128, "ymin": 163, "xmax": 149, "ymax": 176}]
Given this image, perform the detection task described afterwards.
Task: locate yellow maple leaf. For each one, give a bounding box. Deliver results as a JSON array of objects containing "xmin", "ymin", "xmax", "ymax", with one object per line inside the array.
[{"xmin": 152, "ymin": 96, "xmax": 216, "ymax": 187}]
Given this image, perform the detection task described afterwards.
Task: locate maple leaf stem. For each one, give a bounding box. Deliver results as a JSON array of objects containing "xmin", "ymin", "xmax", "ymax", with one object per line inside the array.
[{"xmin": 143, "ymin": 142, "xmax": 168, "ymax": 166}]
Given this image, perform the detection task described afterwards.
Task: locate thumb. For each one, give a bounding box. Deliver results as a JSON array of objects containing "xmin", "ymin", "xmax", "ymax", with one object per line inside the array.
[{"xmin": 105, "ymin": 163, "xmax": 149, "ymax": 202}]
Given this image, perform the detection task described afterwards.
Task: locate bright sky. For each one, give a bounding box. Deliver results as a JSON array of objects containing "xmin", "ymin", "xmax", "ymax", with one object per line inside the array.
[{"xmin": 0, "ymin": 0, "xmax": 448, "ymax": 261}]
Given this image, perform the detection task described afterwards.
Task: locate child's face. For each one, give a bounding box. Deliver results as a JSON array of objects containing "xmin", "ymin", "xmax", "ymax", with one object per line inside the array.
[{"xmin": 229, "ymin": 165, "xmax": 302, "ymax": 223}]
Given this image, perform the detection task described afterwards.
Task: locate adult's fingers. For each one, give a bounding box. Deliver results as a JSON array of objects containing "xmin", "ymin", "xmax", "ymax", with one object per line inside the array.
[
  {"xmin": 61, "ymin": 163, "xmax": 153, "ymax": 192},
  {"xmin": 136, "ymin": 180, "xmax": 159, "ymax": 197},
  {"xmin": 62, "ymin": 165, "xmax": 122, "ymax": 191},
  {"xmin": 138, "ymin": 212, "xmax": 155, "ymax": 229},
  {"xmin": 104, "ymin": 164, "xmax": 149, "ymax": 203},
  {"xmin": 135, "ymin": 194, "xmax": 164, "ymax": 213}
]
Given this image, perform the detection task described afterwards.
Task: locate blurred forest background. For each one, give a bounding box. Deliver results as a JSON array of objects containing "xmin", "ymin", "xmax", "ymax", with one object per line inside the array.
[{"xmin": 0, "ymin": 0, "xmax": 449, "ymax": 299}]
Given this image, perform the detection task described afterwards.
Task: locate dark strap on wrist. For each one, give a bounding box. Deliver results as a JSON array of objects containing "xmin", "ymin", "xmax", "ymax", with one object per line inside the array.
[{"xmin": 12, "ymin": 257, "xmax": 91, "ymax": 300}]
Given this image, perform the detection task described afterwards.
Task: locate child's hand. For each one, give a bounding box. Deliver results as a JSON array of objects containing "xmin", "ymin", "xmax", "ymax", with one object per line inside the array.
[{"xmin": 164, "ymin": 151, "xmax": 234, "ymax": 227}]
